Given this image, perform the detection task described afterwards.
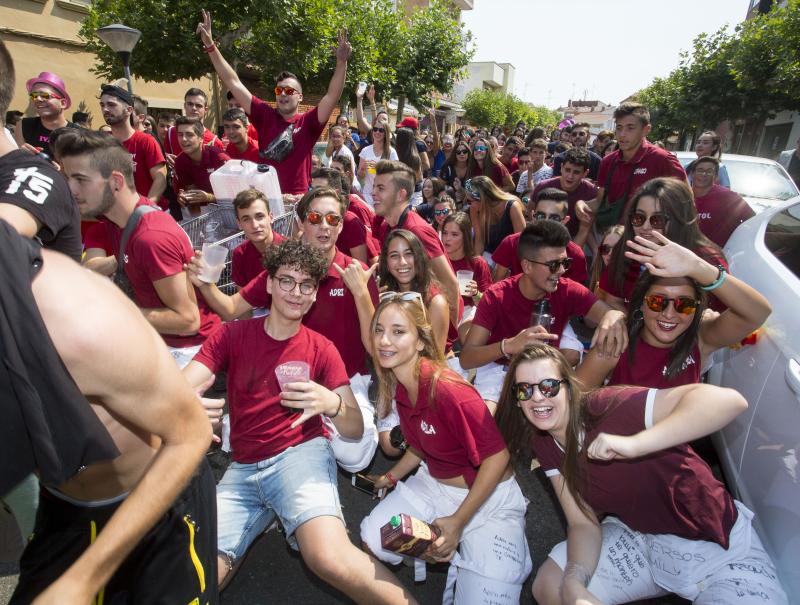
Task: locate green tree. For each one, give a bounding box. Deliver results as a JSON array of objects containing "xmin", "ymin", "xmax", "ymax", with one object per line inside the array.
[{"xmin": 462, "ymin": 89, "xmax": 559, "ymax": 131}]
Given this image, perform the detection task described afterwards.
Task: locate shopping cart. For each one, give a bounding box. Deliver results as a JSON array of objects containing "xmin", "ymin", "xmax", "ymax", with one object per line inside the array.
[{"xmin": 179, "ymin": 204, "xmax": 296, "ymax": 295}]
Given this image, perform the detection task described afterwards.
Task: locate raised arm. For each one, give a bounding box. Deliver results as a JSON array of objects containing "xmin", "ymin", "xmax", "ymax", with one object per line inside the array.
[
  {"xmin": 30, "ymin": 250, "xmax": 211, "ymax": 603},
  {"xmin": 184, "ymin": 250, "xmax": 253, "ymax": 320},
  {"xmin": 334, "ymin": 260, "xmax": 378, "ymax": 354},
  {"xmin": 196, "ymin": 9, "xmax": 252, "ymax": 114},
  {"xmin": 317, "ymin": 30, "xmax": 352, "ymax": 127},
  {"xmin": 355, "ymin": 87, "xmax": 372, "ymax": 136}
]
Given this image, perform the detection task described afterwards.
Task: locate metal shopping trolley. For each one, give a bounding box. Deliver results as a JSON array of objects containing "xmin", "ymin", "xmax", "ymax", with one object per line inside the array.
[{"xmin": 179, "ymin": 203, "xmax": 296, "ymax": 295}]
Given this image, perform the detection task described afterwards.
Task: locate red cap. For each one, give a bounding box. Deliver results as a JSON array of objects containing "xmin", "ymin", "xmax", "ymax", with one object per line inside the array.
[{"xmin": 398, "ymin": 117, "xmax": 419, "ymax": 130}]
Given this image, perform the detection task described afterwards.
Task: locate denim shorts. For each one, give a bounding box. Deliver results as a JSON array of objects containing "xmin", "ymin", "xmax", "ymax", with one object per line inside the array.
[{"xmin": 216, "ymin": 437, "xmax": 343, "ymax": 561}]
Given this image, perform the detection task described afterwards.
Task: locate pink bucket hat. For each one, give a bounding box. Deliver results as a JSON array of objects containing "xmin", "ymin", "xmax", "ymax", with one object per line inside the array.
[{"xmin": 26, "ymin": 72, "xmax": 71, "ymax": 109}]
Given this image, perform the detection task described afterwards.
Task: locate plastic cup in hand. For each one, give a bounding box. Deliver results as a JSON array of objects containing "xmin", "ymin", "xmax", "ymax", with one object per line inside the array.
[
  {"xmin": 275, "ymin": 361, "xmax": 310, "ymax": 414},
  {"xmin": 357, "ymin": 81, "xmax": 367, "ymax": 96},
  {"xmin": 456, "ymin": 270, "xmax": 474, "ymax": 296},
  {"xmin": 199, "ymin": 242, "xmax": 228, "ymax": 284}
]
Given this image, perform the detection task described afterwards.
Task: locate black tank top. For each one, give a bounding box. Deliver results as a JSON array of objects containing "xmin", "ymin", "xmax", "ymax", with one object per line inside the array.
[
  {"xmin": 486, "ymin": 200, "xmax": 514, "ymax": 254},
  {"xmin": 21, "ymin": 117, "xmax": 76, "ymax": 156}
]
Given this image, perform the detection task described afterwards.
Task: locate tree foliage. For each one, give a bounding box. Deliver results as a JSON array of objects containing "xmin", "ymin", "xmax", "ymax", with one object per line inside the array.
[
  {"xmin": 462, "ymin": 89, "xmax": 560, "ymax": 131},
  {"xmin": 80, "ymin": 0, "xmax": 471, "ymax": 101},
  {"xmin": 636, "ymin": 0, "xmax": 800, "ymax": 138}
]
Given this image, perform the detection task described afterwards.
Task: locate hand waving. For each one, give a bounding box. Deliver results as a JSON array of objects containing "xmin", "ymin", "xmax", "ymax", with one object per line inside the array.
[{"xmin": 624, "ymin": 231, "xmax": 700, "ymax": 278}]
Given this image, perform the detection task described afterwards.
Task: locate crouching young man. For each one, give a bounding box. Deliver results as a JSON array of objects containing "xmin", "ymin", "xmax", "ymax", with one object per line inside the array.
[{"xmin": 181, "ymin": 240, "xmax": 417, "ymax": 604}]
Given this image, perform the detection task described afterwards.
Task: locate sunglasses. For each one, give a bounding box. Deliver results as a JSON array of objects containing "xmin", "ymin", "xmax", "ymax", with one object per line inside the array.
[
  {"xmin": 630, "ymin": 211, "xmax": 669, "ymax": 230},
  {"xmin": 306, "ymin": 211, "xmax": 342, "ymax": 226},
  {"xmin": 515, "ymin": 378, "xmax": 567, "ymax": 401},
  {"xmin": 598, "ymin": 243, "xmax": 613, "ymax": 256},
  {"xmin": 275, "ymin": 86, "xmax": 299, "ymax": 96},
  {"xmin": 533, "ymin": 212, "xmax": 563, "ymax": 222},
  {"xmin": 643, "ymin": 294, "xmax": 699, "ymax": 315},
  {"xmin": 455, "ymin": 149, "xmax": 469, "ymax": 155},
  {"xmin": 379, "ymin": 290, "xmax": 427, "ymax": 319},
  {"xmin": 433, "ymin": 208, "xmax": 451, "ymax": 216},
  {"xmin": 473, "ymin": 145, "xmax": 488, "ymax": 152},
  {"xmin": 373, "ymin": 127, "xmax": 386, "ymax": 133},
  {"xmin": 29, "ymin": 91, "xmax": 61, "ymax": 101},
  {"xmin": 274, "ymin": 275, "xmax": 316, "ymax": 295},
  {"xmin": 526, "ymin": 257, "xmax": 572, "ymax": 273}
]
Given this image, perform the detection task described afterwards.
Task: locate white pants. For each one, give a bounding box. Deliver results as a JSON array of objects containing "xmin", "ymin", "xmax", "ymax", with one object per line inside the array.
[
  {"xmin": 547, "ymin": 502, "xmax": 787, "ymax": 604},
  {"xmin": 324, "ymin": 373, "xmax": 378, "ymax": 473},
  {"xmin": 361, "ymin": 464, "xmax": 532, "ymax": 604},
  {"xmin": 473, "ymin": 361, "xmax": 507, "ymax": 403}
]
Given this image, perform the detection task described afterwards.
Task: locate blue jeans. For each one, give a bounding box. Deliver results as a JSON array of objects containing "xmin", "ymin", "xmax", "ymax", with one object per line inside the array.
[{"xmin": 216, "ymin": 437, "xmax": 343, "ymax": 562}]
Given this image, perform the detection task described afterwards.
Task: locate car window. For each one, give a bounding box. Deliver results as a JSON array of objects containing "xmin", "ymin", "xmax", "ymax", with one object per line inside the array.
[
  {"xmin": 724, "ymin": 160, "xmax": 799, "ymax": 201},
  {"xmin": 765, "ymin": 203, "xmax": 800, "ymax": 278}
]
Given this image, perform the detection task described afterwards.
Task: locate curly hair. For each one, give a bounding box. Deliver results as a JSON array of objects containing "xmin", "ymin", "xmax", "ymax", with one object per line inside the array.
[{"xmin": 263, "ymin": 239, "xmax": 328, "ymax": 283}]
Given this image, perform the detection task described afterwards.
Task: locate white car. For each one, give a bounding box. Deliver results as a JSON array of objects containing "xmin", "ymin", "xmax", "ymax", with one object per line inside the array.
[
  {"xmin": 708, "ymin": 197, "xmax": 800, "ymax": 602},
  {"xmin": 675, "ymin": 151, "xmax": 800, "ymax": 214}
]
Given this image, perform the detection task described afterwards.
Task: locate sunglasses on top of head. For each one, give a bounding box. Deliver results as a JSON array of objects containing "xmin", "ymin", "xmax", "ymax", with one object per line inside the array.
[
  {"xmin": 630, "ymin": 211, "xmax": 668, "ymax": 230},
  {"xmin": 515, "ymin": 378, "xmax": 567, "ymax": 401},
  {"xmin": 306, "ymin": 211, "xmax": 342, "ymax": 226},
  {"xmin": 643, "ymin": 294, "xmax": 699, "ymax": 315}
]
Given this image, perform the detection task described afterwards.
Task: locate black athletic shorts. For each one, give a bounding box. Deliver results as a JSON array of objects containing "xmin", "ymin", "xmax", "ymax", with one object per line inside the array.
[{"xmin": 11, "ymin": 460, "xmax": 218, "ymax": 605}]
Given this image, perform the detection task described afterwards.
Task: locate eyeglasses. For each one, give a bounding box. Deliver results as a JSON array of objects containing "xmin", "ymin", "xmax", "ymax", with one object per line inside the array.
[
  {"xmin": 306, "ymin": 211, "xmax": 342, "ymax": 227},
  {"xmin": 455, "ymin": 149, "xmax": 469, "ymax": 155},
  {"xmin": 275, "ymin": 86, "xmax": 299, "ymax": 96},
  {"xmin": 598, "ymin": 243, "xmax": 614, "ymax": 256},
  {"xmin": 373, "ymin": 127, "xmax": 386, "ymax": 133},
  {"xmin": 643, "ymin": 294, "xmax": 699, "ymax": 315},
  {"xmin": 630, "ymin": 211, "xmax": 669, "ymax": 230},
  {"xmin": 533, "ymin": 212, "xmax": 563, "ymax": 222},
  {"xmin": 29, "ymin": 91, "xmax": 62, "ymax": 101},
  {"xmin": 433, "ymin": 208, "xmax": 451, "ymax": 217},
  {"xmin": 526, "ymin": 257, "xmax": 572, "ymax": 273},
  {"xmin": 379, "ymin": 290, "xmax": 427, "ymax": 319},
  {"xmin": 274, "ymin": 275, "xmax": 316, "ymax": 295},
  {"xmin": 515, "ymin": 378, "xmax": 567, "ymax": 401},
  {"xmin": 473, "ymin": 145, "xmax": 488, "ymax": 152}
]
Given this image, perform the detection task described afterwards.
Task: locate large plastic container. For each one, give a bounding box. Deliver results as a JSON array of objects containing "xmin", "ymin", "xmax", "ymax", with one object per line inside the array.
[{"xmin": 209, "ymin": 160, "xmax": 284, "ymax": 217}]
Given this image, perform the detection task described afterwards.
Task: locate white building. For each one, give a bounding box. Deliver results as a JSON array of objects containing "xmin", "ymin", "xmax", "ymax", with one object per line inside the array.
[{"xmin": 452, "ymin": 61, "xmax": 515, "ymax": 103}]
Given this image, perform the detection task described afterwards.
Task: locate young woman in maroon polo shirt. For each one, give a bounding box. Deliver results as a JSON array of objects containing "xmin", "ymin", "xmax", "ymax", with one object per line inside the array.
[
  {"xmin": 496, "ymin": 344, "xmax": 786, "ymax": 605},
  {"xmin": 599, "ymin": 177, "xmax": 727, "ymax": 311},
  {"xmin": 466, "ymin": 136, "xmax": 514, "ymax": 192},
  {"xmin": 360, "ymin": 295, "xmax": 532, "ymax": 604},
  {"xmin": 578, "ymin": 232, "xmax": 771, "ymax": 389}
]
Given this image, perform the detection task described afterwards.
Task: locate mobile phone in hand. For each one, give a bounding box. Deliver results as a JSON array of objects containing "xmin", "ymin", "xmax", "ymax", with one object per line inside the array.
[{"xmin": 351, "ymin": 474, "xmax": 386, "ymax": 499}]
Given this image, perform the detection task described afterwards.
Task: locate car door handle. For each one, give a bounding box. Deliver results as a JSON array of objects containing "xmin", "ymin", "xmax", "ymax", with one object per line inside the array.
[{"xmin": 786, "ymin": 359, "xmax": 800, "ymax": 396}]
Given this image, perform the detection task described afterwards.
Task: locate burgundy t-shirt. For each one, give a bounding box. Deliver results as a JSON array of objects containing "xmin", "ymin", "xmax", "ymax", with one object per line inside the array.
[
  {"xmin": 596, "ymin": 142, "xmax": 686, "ymax": 219},
  {"xmin": 121, "ymin": 131, "xmax": 165, "ymax": 200},
  {"xmin": 83, "ymin": 221, "xmax": 112, "ymax": 255},
  {"xmin": 173, "ymin": 146, "xmax": 231, "ymax": 193},
  {"xmin": 491, "ymin": 232, "xmax": 588, "ymax": 284},
  {"xmin": 347, "ymin": 194, "xmax": 380, "ymax": 257},
  {"xmin": 166, "ymin": 126, "xmax": 225, "ymax": 156},
  {"xmin": 106, "ymin": 198, "xmax": 221, "ymax": 348},
  {"xmin": 610, "ymin": 340, "xmax": 702, "ymax": 388},
  {"xmin": 534, "ymin": 386, "xmax": 737, "ymax": 548},
  {"xmin": 336, "ymin": 211, "xmax": 368, "ymax": 257},
  {"xmin": 194, "ymin": 321, "xmax": 349, "ymax": 462},
  {"xmin": 375, "ymin": 208, "xmax": 446, "ymax": 260},
  {"xmin": 449, "ymin": 255, "xmax": 492, "ymax": 307},
  {"xmin": 249, "ymin": 96, "xmax": 325, "ymax": 194},
  {"xmin": 693, "ymin": 184, "xmax": 754, "ymax": 248},
  {"xmin": 395, "ymin": 359, "xmax": 507, "ymax": 487},
  {"xmin": 225, "ymin": 137, "xmax": 261, "ymax": 163},
  {"xmin": 230, "ymin": 233, "xmax": 285, "ymax": 288},
  {"xmin": 472, "ymin": 275, "xmax": 597, "ymax": 363},
  {"xmin": 532, "ymin": 177, "xmax": 598, "ymax": 237},
  {"xmin": 240, "ymin": 249, "xmax": 379, "ymax": 377},
  {"xmin": 470, "ymin": 161, "xmax": 511, "ymax": 190}
]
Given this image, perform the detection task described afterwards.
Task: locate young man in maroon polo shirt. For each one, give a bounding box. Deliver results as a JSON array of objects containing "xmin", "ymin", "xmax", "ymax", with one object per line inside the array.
[
  {"xmin": 310, "ymin": 167, "xmax": 372, "ymax": 263},
  {"xmin": 164, "ymin": 87, "xmax": 224, "ymax": 167},
  {"xmin": 460, "ymin": 220, "xmax": 626, "ymax": 405},
  {"xmin": 182, "ymin": 240, "xmax": 415, "ymax": 603},
  {"xmin": 492, "ymin": 188, "xmax": 588, "ymax": 284},
  {"xmin": 575, "ymin": 102, "xmax": 685, "ymax": 245},
  {"xmin": 56, "ymin": 129, "xmax": 220, "ymax": 368},
  {"xmin": 533, "ymin": 147, "xmax": 598, "ymax": 237},
  {"xmin": 99, "ymin": 84, "xmax": 167, "ymax": 208},
  {"xmin": 188, "ymin": 187, "xmax": 381, "ymax": 473},
  {"xmin": 372, "ymin": 159, "xmax": 461, "ymax": 328},
  {"xmin": 222, "ymin": 107, "xmax": 259, "ymax": 162},
  {"xmin": 689, "ymin": 156, "xmax": 753, "ymax": 248},
  {"xmin": 173, "ymin": 116, "xmax": 230, "ymax": 218},
  {"xmin": 230, "ymin": 188, "xmax": 285, "ymax": 289},
  {"xmin": 197, "ymin": 10, "xmax": 350, "ymax": 203}
]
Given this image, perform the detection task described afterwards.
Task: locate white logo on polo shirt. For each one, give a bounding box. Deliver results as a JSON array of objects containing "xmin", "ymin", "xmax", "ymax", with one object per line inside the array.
[
  {"xmin": 634, "ymin": 167, "xmax": 647, "ymax": 175},
  {"xmin": 698, "ymin": 212, "xmax": 711, "ymax": 219},
  {"xmin": 662, "ymin": 353, "xmax": 696, "ymax": 377},
  {"xmin": 329, "ymin": 288, "xmax": 345, "ymax": 297},
  {"xmin": 420, "ymin": 419, "xmax": 436, "ymax": 435}
]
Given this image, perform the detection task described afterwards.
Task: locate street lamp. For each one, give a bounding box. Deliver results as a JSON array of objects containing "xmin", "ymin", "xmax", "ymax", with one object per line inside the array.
[{"xmin": 96, "ymin": 24, "xmax": 142, "ymax": 95}]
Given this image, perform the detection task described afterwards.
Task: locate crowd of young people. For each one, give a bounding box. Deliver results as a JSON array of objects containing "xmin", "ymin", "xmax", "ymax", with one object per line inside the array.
[{"xmin": 0, "ymin": 11, "xmax": 788, "ymax": 603}]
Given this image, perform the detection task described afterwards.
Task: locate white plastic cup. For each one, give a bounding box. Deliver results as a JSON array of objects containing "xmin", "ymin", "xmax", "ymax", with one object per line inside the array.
[
  {"xmin": 357, "ymin": 81, "xmax": 367, "ymax": 96},
  {"xmin": 456, "ymin": 270, "xmax": 474, "ymax": 296},
  {"xmin": 199, "ymin": 242, "xmax": 228, "ymax": 284},
  {"xmin": 275, "ymin": 361, "xmax": 310, "ymax": 390}
]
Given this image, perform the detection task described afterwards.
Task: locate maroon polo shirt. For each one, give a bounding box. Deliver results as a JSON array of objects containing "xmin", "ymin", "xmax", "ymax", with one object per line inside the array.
[
  {"xmin": 532, "ymin": 177, "xmax": 598, "ymax": 237},
  {"xmin": 491, "ymin": 232, "xmax": 588, "ymax": 284},
  {"xmin": 173, "ymin": 146, "xmax": 231, "ymax": 194},
  {"xmin": 693, "ymin": 184, "xmax": 754, "ymax": 248}
]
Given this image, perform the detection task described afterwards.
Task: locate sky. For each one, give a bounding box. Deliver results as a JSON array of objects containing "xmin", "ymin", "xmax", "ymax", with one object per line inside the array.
[{"xmin": 460, "ymin": 0, "xmax": 748, "ymax": 109}]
